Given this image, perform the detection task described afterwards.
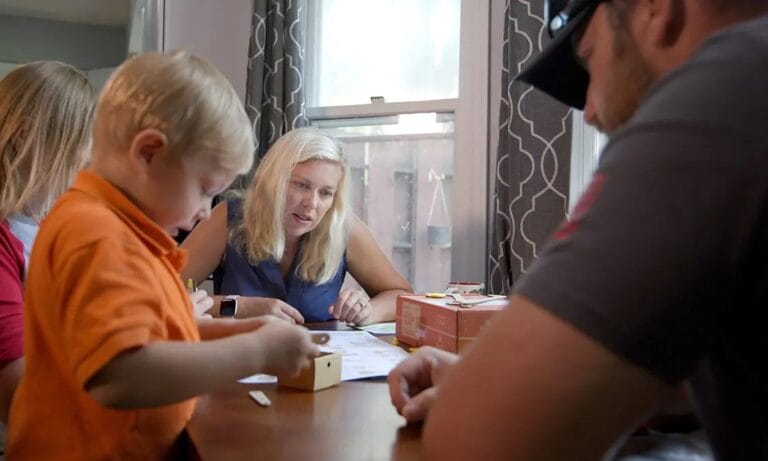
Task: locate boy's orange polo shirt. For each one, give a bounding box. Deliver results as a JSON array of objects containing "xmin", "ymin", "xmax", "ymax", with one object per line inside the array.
[{"xmin": 8, "ymin": 171, "xmax": 200, "ymax": 460}]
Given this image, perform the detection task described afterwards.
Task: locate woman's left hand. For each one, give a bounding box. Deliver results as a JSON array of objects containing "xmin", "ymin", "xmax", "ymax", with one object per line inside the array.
[{"xmin": 329, "ymin": 288, "xmax": 373, "ymax": 325}]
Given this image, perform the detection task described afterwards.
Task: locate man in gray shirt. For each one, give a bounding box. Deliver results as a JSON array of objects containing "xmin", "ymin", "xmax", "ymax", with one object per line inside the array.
[{"xmin": 388, "ymin": 1, "xmax": 768, "ymax": 459}]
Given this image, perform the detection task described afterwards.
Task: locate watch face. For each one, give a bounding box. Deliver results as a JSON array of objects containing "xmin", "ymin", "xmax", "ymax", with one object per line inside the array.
[{"xmin": 220, "ymin": 299, "xmax": 237, "ymax": 317}]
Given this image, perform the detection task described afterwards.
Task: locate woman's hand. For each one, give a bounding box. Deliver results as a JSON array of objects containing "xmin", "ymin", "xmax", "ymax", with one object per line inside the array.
[
  {"xmin": 329, "ymin": 288, "xmax": 373, "ymax": 325},
  {"xmin": 236, "ymin": 296, "xmax": 305, "ymax": 324},
  {"xmin": 190, "ymin": 289, "xmax": 214, "ymax": 318}
]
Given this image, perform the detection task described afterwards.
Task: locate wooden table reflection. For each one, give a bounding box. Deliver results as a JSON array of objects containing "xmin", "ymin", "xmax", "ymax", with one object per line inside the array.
[{"xmin": 186, "ymin": 322, "xmax": 422, "ymax": 460}]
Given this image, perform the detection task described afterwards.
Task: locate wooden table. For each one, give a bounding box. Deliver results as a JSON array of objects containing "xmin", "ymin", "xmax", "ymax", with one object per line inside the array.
[{"xmin": 186, "ymin": 322, "xmax": 422, "ymax": 460}]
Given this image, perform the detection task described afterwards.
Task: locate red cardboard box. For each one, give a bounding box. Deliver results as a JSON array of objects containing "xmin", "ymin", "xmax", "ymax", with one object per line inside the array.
[{"xmin": 395, "ymin": 294, "xmax": 508, "ymax": 353}]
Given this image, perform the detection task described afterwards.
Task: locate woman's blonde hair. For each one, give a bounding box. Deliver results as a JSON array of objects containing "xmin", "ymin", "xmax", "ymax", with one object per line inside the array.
[
  {"xmin": 0, "ymin": 61, "xmax": 96, "ymax": 220},
  {"xmin": 236, "ymin": 128, "xmax": 349, "ymax": 284},
  {"xmin": 92, "ymin": 50, "xmax": 254, "ymax": 174}
]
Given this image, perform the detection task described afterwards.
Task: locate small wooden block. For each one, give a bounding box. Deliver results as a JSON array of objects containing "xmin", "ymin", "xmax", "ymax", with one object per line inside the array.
[{"xmin": 278, "ymin": 352, "xmax": 342, "ymax": 391}]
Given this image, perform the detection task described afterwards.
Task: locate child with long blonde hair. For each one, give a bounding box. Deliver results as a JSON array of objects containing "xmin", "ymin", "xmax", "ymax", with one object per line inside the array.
[{"xmin": 0, "ymin": 61, "xmax": 96, "ymax": 427}]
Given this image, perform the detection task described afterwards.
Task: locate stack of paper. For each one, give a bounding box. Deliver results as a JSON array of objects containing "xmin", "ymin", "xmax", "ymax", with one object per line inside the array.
[{"xmin": 238, "ymin": 330, "xmax": 409, "ymax": 383}]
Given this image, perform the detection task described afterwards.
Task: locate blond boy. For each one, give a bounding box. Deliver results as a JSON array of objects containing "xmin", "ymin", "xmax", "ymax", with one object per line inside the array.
[{"xmin": 7, "ymin": 51, "xmax": 318, "ymax": 459}]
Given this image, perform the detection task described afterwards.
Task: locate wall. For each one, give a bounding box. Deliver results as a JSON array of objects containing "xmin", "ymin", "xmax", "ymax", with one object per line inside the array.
[
  {"xmin": 85, "ymin": 67, "xmax": 116, "ymax": 92},
  {"xmin": 163, "ymin": 0, "xmax": 252, "ymax": 102},
  {"xmin": 0, "ymin": 62, "xmax": 114, "ymax": 92},
  {"xmin": 0, "ymin": 62, "xmax": 17, "ymax": 80},
  {"xmin": 0, "ymin": 14, "xmax": 126, "ymax": 70}
]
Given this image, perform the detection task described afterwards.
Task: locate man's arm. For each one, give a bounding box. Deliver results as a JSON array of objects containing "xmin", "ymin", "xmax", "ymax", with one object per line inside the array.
[{"xmin": 423, "ymin": 294, "xmax": 674, "ymax": 461}]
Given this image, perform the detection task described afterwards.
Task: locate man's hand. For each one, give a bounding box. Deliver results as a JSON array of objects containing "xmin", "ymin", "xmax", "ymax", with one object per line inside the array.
[{"xmin": 387, "ymin": 346, "xmax": 459, "ymax": 422}]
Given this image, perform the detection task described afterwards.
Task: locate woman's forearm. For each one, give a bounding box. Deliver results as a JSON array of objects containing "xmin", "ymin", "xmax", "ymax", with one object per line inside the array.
[{"xmin": 368, "ymin": 289, "xmax": 409, "ymax": 323}]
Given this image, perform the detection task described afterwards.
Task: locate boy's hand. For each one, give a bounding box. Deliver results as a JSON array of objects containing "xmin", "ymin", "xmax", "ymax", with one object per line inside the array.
[
  {"xmin": 190, "ymin": 289, "xmax": 214, "ymax": 318},
  {"xmin": 238, "ymin": 297, "xmax": 305, "ymax": 324},
  {"xmin": 249, "ymin": 321, "xmax": 319, "ymax": 377},
  {"xmin": 388, "ymin": 346, "xmax": 459, "ymax": 423},
  {"xmin": 329, "ymin": 288, "xmax": 372, "ymax": 325}
]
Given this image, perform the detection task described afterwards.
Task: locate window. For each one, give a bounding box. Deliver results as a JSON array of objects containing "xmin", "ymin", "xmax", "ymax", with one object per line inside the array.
[
  {"xmin": 313, "ymin": 113, "xmax": 454, "ymax": 291},
  {"xmin": 569, "ymin": 114, "xmax": 607, "ymax": 212},
  {"xmin": 307, "ymin": 0, "xmax": 460, "ymax": 107},
  {"xmin": 307, "ymin": 0, "xmax": 489, "ymax": 293}
]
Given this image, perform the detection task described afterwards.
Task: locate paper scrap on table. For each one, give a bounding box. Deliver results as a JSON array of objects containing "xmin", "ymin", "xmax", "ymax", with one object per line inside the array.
[
  {"xmin": 238, "ymin": 374, "xmax": 277, "ymax": 384},
  {"xmin": 238, "ymin": 330, "xmax": 409, "ymax": 383},
  {"xmin": 351, "ymin": 321, "xmax": 396, "ymax": 335}
]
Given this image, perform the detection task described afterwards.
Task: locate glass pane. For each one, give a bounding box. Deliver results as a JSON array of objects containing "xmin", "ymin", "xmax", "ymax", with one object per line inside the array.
[
  {"xmin": 310, "ymin": 0, "xmax": 461, "ymax": 106},
  {"xmin": 313, "ymin": 112, "xmax": 454, "ymax": 293}
]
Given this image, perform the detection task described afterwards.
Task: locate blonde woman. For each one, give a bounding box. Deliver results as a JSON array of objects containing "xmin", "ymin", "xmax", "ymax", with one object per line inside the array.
[
  {"xmin": 182, "ymin": 127, "xmax": 412, "ymax": 325},
  {"xmin": 0, "ymin": 61, "xmax": 96, "ymax": 425}
]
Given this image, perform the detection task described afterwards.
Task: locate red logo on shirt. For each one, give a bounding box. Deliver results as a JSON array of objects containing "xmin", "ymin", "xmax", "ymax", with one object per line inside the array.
[{"xmin": 553, "ymin": 173, "xmax": 606, "ymax": 241}]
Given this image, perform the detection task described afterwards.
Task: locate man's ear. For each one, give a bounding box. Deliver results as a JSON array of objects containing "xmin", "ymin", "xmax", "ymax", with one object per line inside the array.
[
  {"xmin": 642, "ymin": 0, "xmax": 686, "ymax": 47},
  {"xmin": 127, "ymin": 128, "xmax": 169, "ymax": 171}
]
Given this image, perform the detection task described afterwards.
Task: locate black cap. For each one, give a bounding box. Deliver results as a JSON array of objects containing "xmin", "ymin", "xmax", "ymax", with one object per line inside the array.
[{"xmin": 516, "ymin": 0, "xmax": 602, "ymax": 109}]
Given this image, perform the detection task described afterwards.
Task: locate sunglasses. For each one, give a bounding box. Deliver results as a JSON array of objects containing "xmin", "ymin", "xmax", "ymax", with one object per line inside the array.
[{"xmin": 546, "ymin": 0, "xmax": 604, "ymax": 38}]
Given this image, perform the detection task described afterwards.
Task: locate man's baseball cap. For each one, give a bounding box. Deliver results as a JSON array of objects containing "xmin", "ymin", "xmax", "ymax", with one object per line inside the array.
[{"xmin": 516, "ymin": 0, "xmax": 603, "ymax": 109}]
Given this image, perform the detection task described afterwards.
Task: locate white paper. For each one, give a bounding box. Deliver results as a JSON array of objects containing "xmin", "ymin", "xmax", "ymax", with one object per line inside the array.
[
  {"xmin": 318, "ymin": 330, "xmax": 410, "ymax": 381},
  {"xmin": 237, "ymin": 330, "xmax": 409, "ymax": 383},
  {"xmin": 238, "ymin": 374, "xmax": 277, "ymax": 384},
  {"xmin": 351, "ymin": 321, "xmax": 396, "ymax": 335}
]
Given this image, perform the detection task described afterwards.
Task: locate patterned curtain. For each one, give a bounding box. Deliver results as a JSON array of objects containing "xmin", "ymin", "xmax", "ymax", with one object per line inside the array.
[
  {"xmin": 488, "ymin": 1, "xmax": 573, "ymax": 294},
  {"xmin": 244, "ymin": 0, "xmax": 308, "ymax": 178}
]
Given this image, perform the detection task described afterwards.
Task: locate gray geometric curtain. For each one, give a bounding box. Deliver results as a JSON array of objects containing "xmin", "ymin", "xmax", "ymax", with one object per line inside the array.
[
  {"xmin": 488, "ymin": 0, "xmax": 573, "ymax": 294},
  {"xmin": 244, "ymin": 0, "xmax": 308, "ymax": 174}
]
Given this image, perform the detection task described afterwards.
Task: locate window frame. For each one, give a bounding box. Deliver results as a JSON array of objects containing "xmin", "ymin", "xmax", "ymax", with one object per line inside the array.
[
  {"xmin": 569, "ymin": 113, "xmax": 606, "ymax": 212},
  {"xmin": 305, "ymin": 0, "xmax": 490, "ymax": 285}
]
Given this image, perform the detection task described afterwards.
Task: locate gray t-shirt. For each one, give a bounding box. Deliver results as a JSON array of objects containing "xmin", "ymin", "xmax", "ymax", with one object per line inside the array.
[{"xmin": 515, "ymin": 14, "xmax": 768, "ymax": 460}]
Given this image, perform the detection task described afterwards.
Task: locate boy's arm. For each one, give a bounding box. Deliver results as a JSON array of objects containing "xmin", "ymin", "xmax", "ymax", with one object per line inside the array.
[
  {"xmin": 196, "ymin": 316, "xmax": 272, "ymax": 340},
  {"xmin": 86, "ymin": 319, "xmax": 318, "ymax": 409}
]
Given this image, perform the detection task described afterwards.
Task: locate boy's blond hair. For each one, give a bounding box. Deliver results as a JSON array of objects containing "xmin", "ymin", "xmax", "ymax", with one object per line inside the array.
[
  {"xmin": 92, "ymin": 50, "xmax": 254, "ymax": 173},
  {"xmin": 0, "ymin": 61, "xmax": 96, "ymax": 220},
  {"xmin": 234, "ymin": 128, "xmax": 350, "ymax": 284}
]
